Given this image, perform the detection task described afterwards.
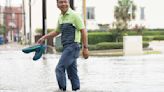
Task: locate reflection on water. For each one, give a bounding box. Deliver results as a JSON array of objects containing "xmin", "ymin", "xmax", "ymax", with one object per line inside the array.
[
  {"xmin": 0, "ymin": 51, "xmax": 164, "ymax": 92},
  {"xmin": 79, "ymin": 55, "xmax": 164, "ymax": 92}
]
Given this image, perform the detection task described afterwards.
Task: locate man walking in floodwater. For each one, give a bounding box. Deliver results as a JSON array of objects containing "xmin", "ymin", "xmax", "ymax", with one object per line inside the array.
[{"xmin": 37, "ymin": 0, "xmax": 89, "ymax": 91}]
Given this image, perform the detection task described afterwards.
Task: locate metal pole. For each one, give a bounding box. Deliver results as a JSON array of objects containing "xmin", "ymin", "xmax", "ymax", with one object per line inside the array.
[
  {"xmin": 0, "ymin": 6, "xmax": 1, "ymax": 25},
  {"xmin": 22, "ymin": 0, "xmax": 26, "ymax": 44},
  {"xmin": 42, "ymin": 0, "xmax": 47, "ymax": 53},
  {"xmin": 29, "ymin": 0, "xmax": 32, "ymax": 44},
  {"xmin": 16, "ymin": 13, "xmax": 19, "ymax": 42},
  {"xmin": 42, "ymin": 0, "xmax": 47, "ymax": 36},
  {"xmin": 3, "ymin": 7, "xmax": 7, "ymax": 43},
  {"xmin": 82, "ymin": 0, "xmax": 86, "ymax": 27},
  {"xmin": 70, "ymin": 0, "xmax": 74, "ymax": 10}
]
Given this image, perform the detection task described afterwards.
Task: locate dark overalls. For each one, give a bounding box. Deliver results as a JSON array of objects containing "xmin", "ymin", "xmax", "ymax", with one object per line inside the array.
[{"xmin": 55, "ymin": 23, "xmax": 80, "ymax": 91}]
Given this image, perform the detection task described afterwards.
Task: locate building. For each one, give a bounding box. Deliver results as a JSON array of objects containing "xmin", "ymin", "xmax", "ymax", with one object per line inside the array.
[
  {"xmin": 0, "ymin": 6, "xmax": 2, "ymax": 25},
  {"xmin": 22, "ymin": 0, "xmax": 164, "ymax": 43},
  {"xmin": 2, "ymin": 6, "xmax": 23, "ymax": 42},
  {"xmin": 79, "ymin": 0, "xmax": 164, "ymax": 29}
]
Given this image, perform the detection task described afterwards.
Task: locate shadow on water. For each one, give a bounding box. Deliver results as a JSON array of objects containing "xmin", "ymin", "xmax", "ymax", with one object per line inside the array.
[{"xmin": 0, "ymin": 51, "xmax": 164, "ymax": 92}]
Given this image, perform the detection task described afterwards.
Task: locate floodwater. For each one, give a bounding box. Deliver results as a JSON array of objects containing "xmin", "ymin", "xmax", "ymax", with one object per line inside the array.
[{"xmin": 0, "ymin": 50, "xmax": 164, "ymax": 92}]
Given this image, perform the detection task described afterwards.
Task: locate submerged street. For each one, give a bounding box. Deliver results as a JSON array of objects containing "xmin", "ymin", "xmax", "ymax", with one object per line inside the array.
[
  {"xmin": 1, "ymin": 0, "xmax": 164, "ymax": 91},
  {"xmin": 0, "ymin": 43, "xmax": 164, "ymax": 92}
]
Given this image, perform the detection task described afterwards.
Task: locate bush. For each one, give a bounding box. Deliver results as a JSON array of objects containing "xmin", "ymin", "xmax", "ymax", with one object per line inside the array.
[
  {"xmin": 143, "ymin": 36, "xmax": 154, "ymax": 42},
  {"xmin": 153, "ymin": 35, "xmax": 164, "ymax": 40},
  {"xmin": 88, "ymin": 42, "xmax": 149, "ymax": 51},
  {"xmin": 35, "ymin": 28, "xmax": 54, "ymax": 34},
  {"xmin": 0, "ymin": 25, "xmax": 6, "ymax": 35},
  {"xmin": 88, "ymin": 42, "xmax": 123, "ymax": 50},
  {"xmin": 143, "ymin": 42, "xmax": 149, "ymax": 47},
  {"xmin": 88, "ymin": 32, "xmax": 113, "ymax": 44},
  {"xmin": 143, "ymin": 31, "xmax": 164, "ymax": 36},
  {"xmin": 88, "ymin": 30, "xmax": 164, "ymax": 45},
  {"xmin": 88, "ymin": 42, "xmax": 122, "ymax": 50},
  {"xmin": 96, "ymin": 42, "xmax": 123, "ymax": 49}
]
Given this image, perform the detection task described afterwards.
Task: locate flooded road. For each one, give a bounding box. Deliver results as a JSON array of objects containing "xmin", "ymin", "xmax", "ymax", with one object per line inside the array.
[{"xmin": 0, "ymin": 50, "xmax": 164, "ymax": 92}]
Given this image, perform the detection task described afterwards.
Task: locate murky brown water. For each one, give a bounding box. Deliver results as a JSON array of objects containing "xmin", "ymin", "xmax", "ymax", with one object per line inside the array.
[{"xmin": 0, "ymin": 50, "xmax": 164, "ymax": 92}]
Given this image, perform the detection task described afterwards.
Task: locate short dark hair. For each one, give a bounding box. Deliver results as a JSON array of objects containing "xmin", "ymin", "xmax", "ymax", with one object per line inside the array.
[{"xmin": 57, "ymin": 0, "xmax": 70, "ymax": 3}]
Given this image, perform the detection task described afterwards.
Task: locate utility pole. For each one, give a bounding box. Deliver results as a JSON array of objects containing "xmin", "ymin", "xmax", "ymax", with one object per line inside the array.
[
  {"xmin": 82, "ymin": 0, "xmax": 86, "ymax": 27},
  {"xmin": 8, "ymin": 0, "xmax": 13, "ymax": 42},
  {"xmin": 22, "ymin": 0, "xmax": 26, "ymax": 44},
  {"xmin": 42, "ymin": 0, "xmax": 47, "ymax": 53},
  {"xmin": 29, "ymin": 0, "xmax": 32, "ymax": 44},
  {"xmin": 0, "ymin": 6, "xmax": 1, "ymax": 25},
  {"xmin": 42, "ymin": 0, "xmax": 47, "ymax": 36},
  {"xmin": 69, "ymin": 0, "xmax": 74, "ymax": 10}
]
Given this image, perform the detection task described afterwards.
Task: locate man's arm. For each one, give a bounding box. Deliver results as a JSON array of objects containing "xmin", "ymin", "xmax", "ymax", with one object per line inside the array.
[
  {"xmin": 37, "ymin": 31, "xmax": 60, "ymax": 44},
  {"xmin": 80, "ymin": 29, "xmax": 89, "ymax": 59},
  {"xmin": 81, "ymin": 29, "xmax": 88, "ymax": 48}
]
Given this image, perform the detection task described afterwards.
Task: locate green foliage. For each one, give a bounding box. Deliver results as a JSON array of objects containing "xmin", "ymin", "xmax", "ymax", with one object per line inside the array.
[
  {"xmin": 35, "ymin": 28, "xmax": 164, "ymax": 51},
  {"xmin": 88, "ymin": 32, "xmax": 113, "ymax": 44},
  {"xmin": 0, "ymin": 25, "xmax": 6, "ymax": 35},
  {"xmin": 88, "ymin": 42, "xmax": 149, "ymax": 50},
  {"xmin": 89, "ymin": 42, "xmax": 123, "ymax": 50},
  {"xmin": 113, "ymin": 0, "xmax": 137, "ymax": 42},
  {"xmin": 97, "ymin": 42, "xmax": 123, "ymax": 49},
  {"xmin": 88, "ymin": 30, "xmax": 164, "ymax": 45},
  {"xmin": 143, "ymin": 42, "xmax": 149, "ymax": 47},
  {"xmin": 110, "ymin": 29, "xmax": 127, "ymax": 42},
  {"xmin": 114, "ymin": 0, "xmax": 136, "ymax": 27},
  {"xmin": 35, "ymin": 28, "xmax": 54, "ymax": 34},
  {"xmin": 147, "ymin": 29, "xmax": 164, "ymax": 31},
  {"xmin": 137, "ymin": 30, "xmax": 164, "ymax": 41},
  {"xmin": 153, "ymin": 35, "xmax": 164, "ymax": 40},
  {"xmin": 143, "ymin": 31, "xmax": 164, "ymax": 36},
  {"xmin": 143, "ymin": 36, "xmax": 154, "ymax": 42},
  {"xmin": 87, "ymin": 30, "xmax": 163, "ymax": 50}
]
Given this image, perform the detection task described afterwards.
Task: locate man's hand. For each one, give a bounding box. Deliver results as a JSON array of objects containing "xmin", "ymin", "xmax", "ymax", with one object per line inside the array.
[
  {"xmin": 82, "ymin": 48, "xmax": 89, "ymax": 59},
  {"xmin": 37, "ymin": 37, "xmax": 45, "ymax": 44},
  {"xmin": 36, "ymin": 31, "xmax": 59, "ymax": 44}
]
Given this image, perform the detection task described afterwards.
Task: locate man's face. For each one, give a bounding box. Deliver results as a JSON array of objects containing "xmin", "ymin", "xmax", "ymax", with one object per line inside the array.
[{"xmin": 57, "ymin": 0, "xmax": 69, "ymax": 13}]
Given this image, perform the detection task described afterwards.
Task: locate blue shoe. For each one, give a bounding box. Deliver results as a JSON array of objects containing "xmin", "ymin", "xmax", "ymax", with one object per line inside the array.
[
  {"xmin": 33, "ymin": 45, "xmax": 46, "ymax": 61},
  {"xmin": 22, "ymin": 44, "xmax": 41, "ymax": 53}
]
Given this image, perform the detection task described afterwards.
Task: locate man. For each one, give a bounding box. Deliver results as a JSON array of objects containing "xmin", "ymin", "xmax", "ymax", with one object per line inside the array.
[{"xmin": 37, "ymin": 0, "xmax": 89, "ymax": 91}]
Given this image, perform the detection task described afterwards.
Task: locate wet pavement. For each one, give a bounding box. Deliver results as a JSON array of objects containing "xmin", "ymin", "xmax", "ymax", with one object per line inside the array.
[{"xmin": 0, "ymin": 43, "xmax": 164, "ymax": 92}]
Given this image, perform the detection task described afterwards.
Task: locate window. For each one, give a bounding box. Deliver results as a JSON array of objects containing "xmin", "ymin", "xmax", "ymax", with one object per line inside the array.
[
  {"xmin": 87, "ymin": 7, "xmax": 95, "ymax": 20},
  {"xmin": 140, "ymin": 7, "xmax": 145, "ymax": 20}
]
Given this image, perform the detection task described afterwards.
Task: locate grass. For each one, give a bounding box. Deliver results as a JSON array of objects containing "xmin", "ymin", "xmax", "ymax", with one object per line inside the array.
[{"xmin": 144, "ymin": 51, "xmax": 161, "ymax": 54}]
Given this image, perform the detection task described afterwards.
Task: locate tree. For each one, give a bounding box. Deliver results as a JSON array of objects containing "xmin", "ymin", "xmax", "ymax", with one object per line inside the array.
[
  {"xmin": 113, "ymin": 0, "xmax": 136, "ymax": 42},
  {"xmin": 0, "ymin": 25, "xmax": 6, "ymax": 35}
]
